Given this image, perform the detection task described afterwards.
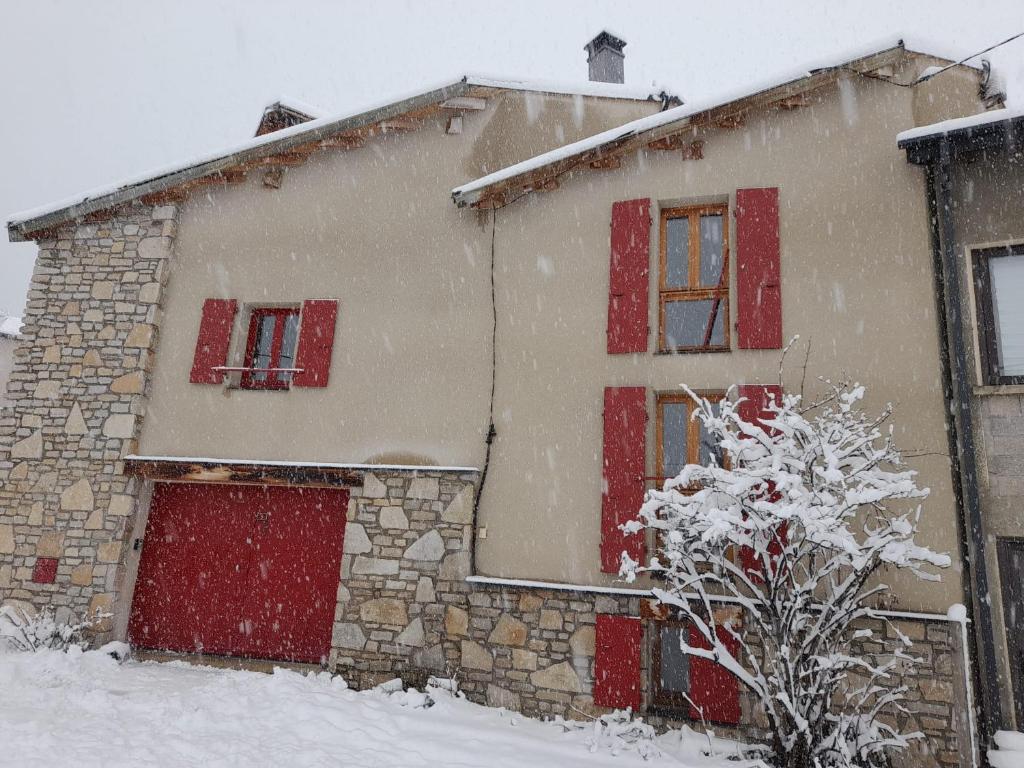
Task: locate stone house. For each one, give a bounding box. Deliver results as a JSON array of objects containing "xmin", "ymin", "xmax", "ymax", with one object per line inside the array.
[
  {"xmin": 0, "ymin": 35, "xmax": 1002, "ymax": 766},
  {"xmin": 899, "ymin": 107, "xmax": 1024, "ymax": 737}
]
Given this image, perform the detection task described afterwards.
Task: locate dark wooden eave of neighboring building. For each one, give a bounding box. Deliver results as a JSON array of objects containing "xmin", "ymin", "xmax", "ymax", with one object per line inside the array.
[{"xmin": 900, "ymin": 113, "xmax": 1024, "ymax": 165}]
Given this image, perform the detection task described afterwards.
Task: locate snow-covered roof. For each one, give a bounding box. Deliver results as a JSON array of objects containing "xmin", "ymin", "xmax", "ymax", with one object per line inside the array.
[
  {"xmin": 7, "ymin": 74, "xmax": 668, "ymax": 242},
  {"xmin": 0, "ymin": 316, "xmax": 23, "ymax": 338},
  {"xmin": 451, "ymin": 39, "xmax": 985, "ymax": 207},
  {"xmin": 897, "ymin": 105, "xmax": 1024, "ymax": 144},
  {"xmin": 262, "ymin": 96, "xmax": 326, "ymax": 120}
]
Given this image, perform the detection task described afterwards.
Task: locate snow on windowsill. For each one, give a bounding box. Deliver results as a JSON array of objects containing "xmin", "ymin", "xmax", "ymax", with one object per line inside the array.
[{"xmin": 123, "ymin": 455, "xmax": 479, "ymax": 473}]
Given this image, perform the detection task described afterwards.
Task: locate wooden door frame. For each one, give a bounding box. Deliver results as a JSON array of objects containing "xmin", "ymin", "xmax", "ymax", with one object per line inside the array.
[{"xmin": 997, "ymin": 536, "xmax": 1024, "ymax": 726}]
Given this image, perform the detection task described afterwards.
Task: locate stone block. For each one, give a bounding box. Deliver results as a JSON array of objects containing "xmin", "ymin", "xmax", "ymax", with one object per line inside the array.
[
  {"xmin": 333, "ymin": 622, "xmax": 366, "ymax": 651},
  {"xmin": 407, "ymin": 477, "xmax": 439, "ymax": 500},
  {"xmin": 60, "ymin": 478, "xmax": 94, "ymax": 511},
  {"xmin": 103, "ymin": 414, "xmax": 136, "ymax": 438},
  {"xmin": 487, "ymin": 684, "xmax": 521, "ymax": 710},
  {"xmin": 352, "ymin": 556, "xmax": 398, "ymax": 576},
  {"xmin": 441, "ymin": 486, "xmax": 474, "ymax": 524},
  {"xmin": 512, "ymin": 649, "xmax": 538, "ymax": 670},
  {"xmin": 0, "ymin": 524, "xmax": 14, "ymax": 555},
  {"xmin": 362, "ymin": 473, "xmax": 386, "ymax": 498},
  {"xmin": 91, "ymin": 281, "xmax": 115, "ymax": 300},
  {"xmin": 97, "ymin": 541, "xmax": 122, "ymax": 564},
  {"xmin": 11, "ymin": 430, "xmax": 43, "ymax": 459},
  {"xmin": 85, "ymin": 507, "xmax": 105, "ymax": 530},
  {"xmin": 42, "ymin": 345, "xmax": 61, "ymax": 364},
  {"xmin": 395, "ymin": 618, "xmax": 425, "ymax": 647},
  {"xmin": 137, "ymin": 237, "xmax": 172, "ymax": 260},
  {"xmin": 461, "ymin": 640, "xmax": 493, "ymax": 671},
  {"xmin": 569, "ymin": 625, "xmax": 595, "ymax": 657},
  {"xmin": 415, "ymin": 577, "xmax": 435, "ymax": 603},
  {"xmin": 489, "ymin": 614, "xmax": 528, "ymax": 647},
  {"xmin": 88, "ymin": 593, "xmax": 114, "ymax": 632},
  {"xmin": 35, "ymin": 380, "xmax": 60, "ymax": 400},
  {"xmin": 139, "ymin": 283, "xmax": 161, "ymax": 304},
  {"xmin": 439, "ymin": 551, "xmax": 470, "ymax": 580},
  {"xmin": 519, "ymin": 594, "xmax": 543, "ymax": 613},
  {"xmin": 110, "ymin": 371, "xmax": 145, "ymax": 394},
  {"xmin": 379, "ymin": 506, "xmax": 409, "ymax": 529},
  {"xmin": 35, "ymin": 530, "xmax": 65, "ymax": 558},
  {"xmin": 360, "ymin": 598, "xmax": 408, "ymax": 626},
  {"xmin": 530, "ymin": 661, "xmax": 582, "ymax": 693},
  {"xmin": 404, "ymin": 530, "xmax": 445, "ymax": 561},
  {"xmin": 65, "ymin": 402, "xmax": 88, "ymax": 435},
  {"xmin": 445, "ymin": 606, "xmax": 469, "ymax": 636},
  {"xmin": 343, "ymin": 523, "xmax": 372, "ymax": 555},
  {"xmin": 107, "ymin": 495, "xmax": 134, "ymax": 517},
  {"xmin": 539, "ymin": 610, "xmax": 563, "ymax": 630},
  {"xmin": 70, "ymin": 564, "xmax": 93, "ymax": 587},
  {"xmin": 124, "ymin": 324, "xmax": 154, "ymax": 349}
]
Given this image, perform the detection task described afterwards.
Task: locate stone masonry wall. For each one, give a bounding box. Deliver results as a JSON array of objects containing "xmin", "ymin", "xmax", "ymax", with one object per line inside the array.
[
  {"xmin": 334, "ymin": 468, "xmax": 971, "ymax": 767},
  {"xmin": 0, "ymin": 203, "xmax": 177, "ymax": 631}
]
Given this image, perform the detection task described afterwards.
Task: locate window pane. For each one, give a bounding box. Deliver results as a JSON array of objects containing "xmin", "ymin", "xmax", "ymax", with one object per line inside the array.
[
  {"xmin": 659, "ymin": 625, "xmax": 690, "ymax": 693},
  {"xmin": 251, "ymin": 313, "xmax": 277, "ymax": 382},
  {"xmin": 661, "ymin": 401, "xmax": 689, "ymax": 478},
  {"xmin": 698, "ymin": 400, "xmax": 722, "ymax": 467},
  {"xmin": 665, "ymin": 298, "xmax": 725, "ymax": 348},
  {"xmin": 991, "ymin": 253, "xmax": 1024, "ymax": 376},
  {"xmin": 665, "ymin": 216, "xmax": 689, "ymax": 288},
  {"xmin": 278, "ymin": 313, "xmax": 300, "ymax": 382},
  {"xmin": 699, "ymin": 214, "xmax": 725, "ymax": 287}
]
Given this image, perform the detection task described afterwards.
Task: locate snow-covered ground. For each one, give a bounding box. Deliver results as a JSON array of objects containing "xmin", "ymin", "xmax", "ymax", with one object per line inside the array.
[
  {"xmin": 0, "ymin": 647, "xmax": 756, "ymax": 768},
  {"xmin": 990, "ymin": 730, "xmax": 1024, "ymax": 768}
]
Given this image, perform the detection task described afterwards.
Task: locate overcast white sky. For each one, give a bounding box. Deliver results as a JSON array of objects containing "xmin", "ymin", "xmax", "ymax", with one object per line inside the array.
[{"xmin": 1, "ymin": 1, "xmax": 1021, "ymax": 316}]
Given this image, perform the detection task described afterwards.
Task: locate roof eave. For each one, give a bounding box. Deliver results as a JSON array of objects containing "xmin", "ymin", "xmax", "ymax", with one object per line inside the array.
[
  {"xmin": 8, "ymin": 79, "xmax": 473, "ymax": 243},
  {"xmin": 899, "ymin": 116, "xmax": 1024, "ymax": 164}
]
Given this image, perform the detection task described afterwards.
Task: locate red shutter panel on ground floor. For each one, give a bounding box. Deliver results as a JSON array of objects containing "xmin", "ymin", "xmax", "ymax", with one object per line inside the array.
[
  {"xmin": 735, "ymin": 188, "xmax": 781, "ymax": 349},
  {"xmin": 607, "ymin": 198, "xmax": 651, "ymax": 354},
  {"xmin": 293, "ymin": 299, "xmax": 338, "ymax": 388},
  {"xmin": 737, "ymin": 384, "xmax": 785, "ymax": 580},
  {"xmin": 688, "ymin": 623, "xmax": 742, "ymax": 724},
  {"xmin": 189, "ymin": 299, "xmax": 238, "ymax": 384},
  {"xmin": 594, "ymin": 614, "xmax": 643, "ymax": 710},
  {"xmin": 601, "ymin": 386, "xmax": 647, "ymax": 573}
]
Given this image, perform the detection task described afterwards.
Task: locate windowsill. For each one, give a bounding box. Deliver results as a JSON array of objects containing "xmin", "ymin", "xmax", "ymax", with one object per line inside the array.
[
  {"xmin": 654, "ymin": 348, "xmax": 731, "ymax": 356},
  {"xmin": 973, "ymin": 384, "xmax": 1024, "ymax": 397}
]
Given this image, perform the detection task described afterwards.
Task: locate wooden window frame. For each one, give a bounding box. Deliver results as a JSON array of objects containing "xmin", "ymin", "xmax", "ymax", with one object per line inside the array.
[
  {"xmin": 653, "ymin": 390, "xmax": 727, "ymax": 487},
  {"xmin": 973, "ymin": 243, "xmax": 1024, "ymax": 386},
  {"xmin": 658, "ymin": 204, "xmax": 730, "ymax": 354},
  {"xmin": 240, "ymin": 306, "xmax": 301, "ymax": 390}
]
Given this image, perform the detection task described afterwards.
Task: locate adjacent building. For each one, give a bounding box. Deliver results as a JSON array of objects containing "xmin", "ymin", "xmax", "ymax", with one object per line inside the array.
[
  {"xmin": 0, "ymin": 35, "xmax": 1006, "ymax": 766},
  {"xmin": 900, "ymin": 107, "xmax": 1024, "ymax": 736}
]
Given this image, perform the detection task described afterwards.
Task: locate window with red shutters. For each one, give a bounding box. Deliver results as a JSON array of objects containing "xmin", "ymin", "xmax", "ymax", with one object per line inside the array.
[
  {"xmin": 735, "ymin": 188, "xmax": 782, "ymax": 350},
  {"xmin": 607, "ymin": 199, "xmax": 651, "ymax": 354},
  {"xmin": 601, "ymin": 386, "xmax": 647, "ymax": 573},
  {"xmin": 594, "ymin": 614, "xmax": 643, "ymax": 710},
  {"xmin": 189, "ymin": 298, "xmax": 238, "ymax": 384},
  {"xmin": 241, "ymin": 307, "xmax": 301, "ymax": 390}
]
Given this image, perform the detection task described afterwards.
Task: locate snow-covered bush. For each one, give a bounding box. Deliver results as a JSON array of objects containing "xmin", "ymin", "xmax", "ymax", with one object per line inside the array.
[
  {"xmin": 584, "ymin": 710, "xmax": 661, "ymax": 761},
  {"xmin": 621, "ymin": 381, "xmax": 949, "ymax": 768},
  {"xmin": 0, "ymin": 604, "xmax": 90, "ymax": 652}
]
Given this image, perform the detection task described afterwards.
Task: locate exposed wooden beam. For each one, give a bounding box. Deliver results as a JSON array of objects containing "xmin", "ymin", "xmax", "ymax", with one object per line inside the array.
[
  {"xmin": 317, "ymin": 134, "xmax": 366, "ymax": 149},
  {"xmin": 589, "ymin": 155, "xmax": 622, "ymax": 169},
  {"xmin": 715, "ymin": 114, "xmax": 745, "ymax": 129},
  {"xmin": 441, "ymin": 96, "xmax": 487, "ymax": 111},
  {"xmin": 123, "ymin": 457, "xmax": 363, "ymax": 488},
  {"xmin": 647, "ymin": 135, "xmax": 689, "ymax": 151},
  {"xmin": 775, "ymin": 93, "xmax": 811, "ymax": 110},
  {"xmin": 377, "ymin": 117, "xmax": 421, "ymax": 133}
]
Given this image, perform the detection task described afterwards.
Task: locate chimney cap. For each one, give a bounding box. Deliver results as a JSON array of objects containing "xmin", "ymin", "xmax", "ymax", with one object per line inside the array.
[{"xmin": 584, "ymin": 30, "xmax": 626, "ymax": 55}]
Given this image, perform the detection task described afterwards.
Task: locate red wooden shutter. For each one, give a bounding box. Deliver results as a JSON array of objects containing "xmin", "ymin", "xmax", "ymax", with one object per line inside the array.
[
  {"xmin": 607, "ymin": 199, "xmax": 651, "ymax": 354},
  {"xmin": 737, "ymin": 384, "xmax": 785, "ymax": 580},
  {"xmin": 189, "ymin": 299, "xmax": 237, "ymax": 384},
  {"xmin": 601, "ymin": 386, "xmax": 647, "ymax": 573},
  {"xmin": 688, "ymin": 623, "xmax": 741, "ymax": 724},
  {"xmin": 594, "ymin": 614, "xmax": 643, "ymax": 710},
  {"xmin": 293, "ymin": 300, "xmax": 338, "ymax": 388},
  {"xmin": 735, "ymin": 188, "xmax": 781, "ymax": 349}
]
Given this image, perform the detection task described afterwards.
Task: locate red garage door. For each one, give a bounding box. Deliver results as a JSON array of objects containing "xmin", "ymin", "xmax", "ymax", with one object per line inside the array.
[{"xmin": 128, "ymin": 483, "xmax": 347, "ymax": 663}]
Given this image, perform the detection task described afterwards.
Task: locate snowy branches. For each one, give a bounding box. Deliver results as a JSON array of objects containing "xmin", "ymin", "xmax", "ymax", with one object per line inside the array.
[{"xmin": 620, "ymin": 382, "xmax": 949, "ymax": 768}]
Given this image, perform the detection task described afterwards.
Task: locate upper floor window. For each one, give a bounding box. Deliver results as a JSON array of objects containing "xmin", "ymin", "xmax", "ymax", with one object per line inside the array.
[
  {"xmin": 241, "ymin": 307, "xmax": 300, "ymax": 390},
  {"xmin": 659, "ymin": 204, "xmax": 729, "ymax": 353},
  {"xmin": 973, "ymin": 244, "xmax": 1024, "ymax": 385}
]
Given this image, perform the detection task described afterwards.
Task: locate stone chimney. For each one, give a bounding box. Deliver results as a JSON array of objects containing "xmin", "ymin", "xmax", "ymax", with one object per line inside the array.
[{"xmin": 585, "ymin": 30, "xmax": 626, "ymax": 84}]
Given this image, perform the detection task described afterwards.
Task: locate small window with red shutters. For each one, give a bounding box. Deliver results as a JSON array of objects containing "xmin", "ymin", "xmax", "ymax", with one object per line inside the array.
[
  {"xmin": 241, "ymin": 307, "xmax": 301, "ymax": 390},
  {"xmin": 658, "ymin": 204, "xmax": 730, "ymax": 353}
]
